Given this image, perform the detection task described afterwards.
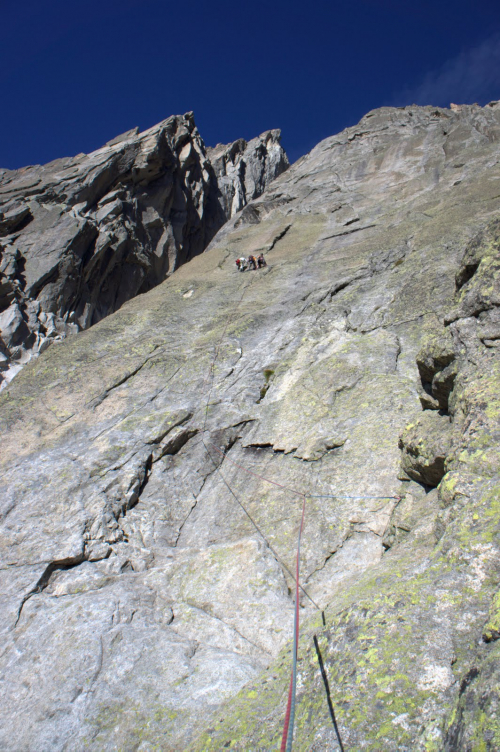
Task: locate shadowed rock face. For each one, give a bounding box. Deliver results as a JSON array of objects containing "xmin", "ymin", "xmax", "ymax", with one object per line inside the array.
[
  {"xmin": 0, "ymin": 115, "xmax": 288, "ymax": 387},
  {"xmin": 207, "ymin": 129, "xmax": 289, "ymax": 218},
  {"xmin": 1, "ymin": 103, "xmax": 500, "ymax": 750}
]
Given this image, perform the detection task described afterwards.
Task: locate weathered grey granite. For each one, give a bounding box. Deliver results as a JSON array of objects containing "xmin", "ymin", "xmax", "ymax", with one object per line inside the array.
[
  {"xmin": 1, "ymin": 102, "xmax": 500, "ymax": 750},
  {"xmin": 207, "ymin": 130, "xmax": 289, "ymax": 218},
  {"xmin": 0, "ymin": 115, "xmax": 288, "ymax": 388}
]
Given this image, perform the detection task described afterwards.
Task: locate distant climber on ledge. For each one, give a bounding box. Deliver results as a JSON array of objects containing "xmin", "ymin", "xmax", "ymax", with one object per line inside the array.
[{"xmin": 235, "ymin": 255, "xmax": 266, "ymax": 271}]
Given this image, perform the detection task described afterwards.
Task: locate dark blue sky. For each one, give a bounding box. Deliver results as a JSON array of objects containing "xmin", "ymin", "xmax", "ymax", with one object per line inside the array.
[{"xmin": 2, "ymin": 0, "xmax": 500, "ymax": 169}]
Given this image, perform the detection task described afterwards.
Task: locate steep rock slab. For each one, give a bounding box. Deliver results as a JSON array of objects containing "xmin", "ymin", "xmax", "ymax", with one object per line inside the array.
[
  {"xmin": 0, "ymin": 115, "xmax": 288, "ymax": 388},
  {"xmin": 1, "ymin": 103, "xmax": 500, "ymax": 749},
  {"xmin": 193, "ymin": 117, "xmax": 500, "ymax": 750}
]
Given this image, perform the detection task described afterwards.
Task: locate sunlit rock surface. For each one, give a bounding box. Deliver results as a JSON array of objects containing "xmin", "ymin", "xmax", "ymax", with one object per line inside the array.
[
  {"xmin": 1, "ymin": 103, "xmax": 500, "ymax": 750},
  {"xmin": 207, "ymin": 130, "xmax": 289, "ymax": 218},
  {"xmin": 0, "ymin": 115, "xmax": 288, "ymax": 388}
]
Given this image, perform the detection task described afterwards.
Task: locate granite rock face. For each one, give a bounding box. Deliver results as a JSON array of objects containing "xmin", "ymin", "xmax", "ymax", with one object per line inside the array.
[
  {"xmin": 1, "ymin": 103, "xmax": 500, "ymax": 750},
  {"xmin": 207, "ymin": 130, "xmax": 289, "ymax": 219},
  {"xmin": 0, "ymin": 115, "xmax": 288, "ymax": 388},
  {"xmin": 399, "ymin": 410, "xmax": 452, "ymax": 486}
]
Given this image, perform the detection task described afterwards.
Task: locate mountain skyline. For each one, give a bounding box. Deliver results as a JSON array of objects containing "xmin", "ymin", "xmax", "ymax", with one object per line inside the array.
[{"xmin": 2, "ymin": 0, "xmax": 500, "ymax": 169}]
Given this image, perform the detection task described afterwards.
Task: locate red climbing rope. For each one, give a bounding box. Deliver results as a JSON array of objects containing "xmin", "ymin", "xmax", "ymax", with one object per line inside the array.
[
  {"xmin": 202, "ymin": 439, "xmax": 321, "ymax": 611},
  {"xmin": 280, "ymin": 495, "xmax": 306, "ymax": 752},
  {"xmin": 194, "ymin": 262, "xmax": 400, "ymax": 750},
  {"xmin": 205, "ymin": 437, "xmax": 399, "ymax": 503}
]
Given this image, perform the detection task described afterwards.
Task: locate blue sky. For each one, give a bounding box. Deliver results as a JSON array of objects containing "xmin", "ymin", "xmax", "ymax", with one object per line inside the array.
[{"xmin": 2, "ymin": 0, "xmax": 500, "ymax": 169}]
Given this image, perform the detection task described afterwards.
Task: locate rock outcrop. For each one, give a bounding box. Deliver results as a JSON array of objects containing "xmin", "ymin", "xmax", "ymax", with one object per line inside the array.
[
  {"xmin": 207, "ymin": 130, "xmax": 289, "ymax": 218},
  {"xmin": 1, "ymin": 102, "xmax": 500, "ymax": 750},
  {"xmin": 0, "ymin": 115, "xmax": 288, "ymax": 387}
]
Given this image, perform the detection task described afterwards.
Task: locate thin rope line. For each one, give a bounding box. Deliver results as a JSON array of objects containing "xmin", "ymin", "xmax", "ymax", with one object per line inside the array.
[
  {"xmin": 205, "ymin": 438, "xmax": 306, "ymax": 498},
  {"xmin": 313, "ymin": 635, "xmax": 345, "ymax": 751},
  {"xmin": 202, "ymin": 439, "xmax": 321, "ymax": 611},
  {"xmin": 192, "ymin": 262, "xmax": 395, "ymax": 750},
  {"xmin": 205, "ymin": 438, "xmax": 398, "ymax": 502},
  {"xmin": 281, "ymin": 672, "xmax": 294, "ymax": 752},
  {"xmin": 202, "ymin": 276, "xmax": 254, "ymax": 434},
  {"xmin": 282, "ymin": 495, "xmax": 306, "ymax": 752},
  {"xmin": 198, "ymin": 269, "xmax": 398, "ymax": 504},
  {"xmin": 310, "ymin": 494, "xmax": 398, "ymax": 500}
]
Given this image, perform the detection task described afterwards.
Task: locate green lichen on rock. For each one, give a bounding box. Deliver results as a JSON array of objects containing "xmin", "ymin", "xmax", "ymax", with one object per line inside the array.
[
  {"xmin": 192, "ymin": 219, "xmax": 500, "ymax": 750},
  {"xmin": 441, "ymin": 642, "xmax": 500, "ymax": 751},
  {"xmin": 416, "ymin": 319, "xmax": 456, "ymax": 385},
  {"xmin": 193, "ymin": 471, "xmax": 500, "ymax": 750},
  {"xmin": 3, "ymin": 106, "xmax": 500, "ymax": 751},
  {"xmin": 399, "ymin": 411, "xmax": 452, "ymax": 486},
  {"xmin": 483, "ymin": 590, "xmax": 500, "ymax": 643}
]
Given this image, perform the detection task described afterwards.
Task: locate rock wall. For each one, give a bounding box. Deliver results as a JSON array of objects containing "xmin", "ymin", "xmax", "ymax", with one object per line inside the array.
[
  {"xmin": 0, "ymin": 115, "xmax": 288, "ymax": 387},
  {"xmin": 198, "ymin": 216, "xmax": 500, "ymax": 751},
  {"xmin": 207, "ymin": 129, "xmax": 289, "ymax": 218},
  {"xmin": 1, "ymin": 102, "xmax": 500, "ymax": 750}
]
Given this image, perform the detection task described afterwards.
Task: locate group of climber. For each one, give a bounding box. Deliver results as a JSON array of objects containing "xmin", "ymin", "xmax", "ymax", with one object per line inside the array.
[{"xmin": 235, "ymin": 254, "xmax": 267, "ymax": 272}]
